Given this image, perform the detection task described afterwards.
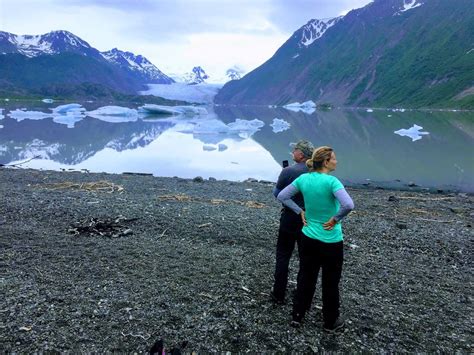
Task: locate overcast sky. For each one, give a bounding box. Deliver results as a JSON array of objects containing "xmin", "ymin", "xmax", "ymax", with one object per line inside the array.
[{"xmin": 0, "ymin": 0, "xmax": 371, "ymax": 80}]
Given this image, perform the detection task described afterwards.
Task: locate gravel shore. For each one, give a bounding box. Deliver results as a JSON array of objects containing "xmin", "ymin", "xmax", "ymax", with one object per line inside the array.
[{"xmin": 1, "ymin": 168, "xmax": 472, "ymax": 353}]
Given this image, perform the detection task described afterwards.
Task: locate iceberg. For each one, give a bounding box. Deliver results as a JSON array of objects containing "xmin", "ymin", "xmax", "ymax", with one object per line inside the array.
[
  {"xmin": 86, "ymin": 106, "xmax": 138, "ymax": 122},
  {"xmin": 283, "ymin": 100, "xmax": 316, "ymax": 114},
  {"xmin": 0, "ymin": 108, "xmax": 4, "ymax": 120},
  {"xmin": 366, "ymin": 108, "xmax": 374, "ymax": 112},
  {"xmin": 218, "ymin": 143, "xmax": 228, "ymax": 152},
  {"xmin": 270, "ymin": 118, "xmax": 291, "ymax": 133},
  {"xmin": 227, "ymin": 119, "xmax": 265, "ymax": 139},
  {"xmin": 394, "ymin": 124, "xmax": 429, "ymax": 142},
  {"xmin": 42, "ymin": 98, "xmax": 54, "ymax": 104},
  {"xmin": 193, "ymin": 120, "xmax": 230, "ymax": 134},
  {"xmin": 8, "ymin": 109, "xmax": 52, "ymax": 122},
  {"xmin": 138, "ymin": 104, "xmax": 208, "ymax": 116},
  {"xmin": 52, "ymin": 103, "xmax": 85, "ymax": 114},
  {"xmin": 203, "ymin": 145, "xmax": 217, "ymax": 151},
  {"xmin": 53, "ymin": 115, "xmax": 84, "ymax": 128}
]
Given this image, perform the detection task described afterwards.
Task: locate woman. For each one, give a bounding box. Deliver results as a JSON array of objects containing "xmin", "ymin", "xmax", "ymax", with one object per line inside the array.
[{"xmin": 277, "ymin": 146, "xmax": 354, "ymax": 333}]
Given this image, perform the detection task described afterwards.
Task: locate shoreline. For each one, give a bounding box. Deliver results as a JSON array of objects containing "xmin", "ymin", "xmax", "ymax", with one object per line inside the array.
[
  {"xmin": 2, "ymin": 165, "xmax": 473, "ymax": 195},
  {"xmin": 1, "ymin": 168, "xmax": 472, "ymax": 352}
]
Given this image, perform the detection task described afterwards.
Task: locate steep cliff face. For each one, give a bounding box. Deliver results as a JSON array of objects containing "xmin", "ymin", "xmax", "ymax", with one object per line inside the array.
[{"xmin": 215, "ymin": 0, "xmax": 474, "ymax": 108}]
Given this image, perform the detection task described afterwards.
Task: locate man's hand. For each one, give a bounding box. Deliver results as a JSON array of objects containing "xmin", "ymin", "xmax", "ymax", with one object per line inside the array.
[
  {"xmin": 300, "ymin": 211, "xmax": 307, "ymax": 226},
  {"xmin": 323, "ymin": 217, "xmax": 337, "ymax": 230}
]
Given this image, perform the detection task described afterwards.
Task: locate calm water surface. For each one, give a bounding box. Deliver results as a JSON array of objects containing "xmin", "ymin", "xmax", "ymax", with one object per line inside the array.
[{"xmin": 1, "ymin": 102, "xmax": 473, "ymax": 192}]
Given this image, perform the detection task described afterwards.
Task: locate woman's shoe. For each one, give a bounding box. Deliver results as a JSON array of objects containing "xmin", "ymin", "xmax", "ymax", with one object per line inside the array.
[{"xmin": 323, "ymin": 316, "xmax": 345, "ymax": 333}]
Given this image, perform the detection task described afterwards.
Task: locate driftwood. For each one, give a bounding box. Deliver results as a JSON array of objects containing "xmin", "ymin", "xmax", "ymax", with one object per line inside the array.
[
  {"xmin": 39, "ymin": 180, "xmax": 124, "ymax": 193},
  {"xmin": 157, "ymin": 194, "xmax": 266, "ymax": 209}
]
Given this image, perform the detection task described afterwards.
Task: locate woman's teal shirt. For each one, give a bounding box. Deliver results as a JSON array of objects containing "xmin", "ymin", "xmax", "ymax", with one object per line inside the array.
[{"xmin": 292, "ymin": 172, "xmax": 344, "ymax": 243}]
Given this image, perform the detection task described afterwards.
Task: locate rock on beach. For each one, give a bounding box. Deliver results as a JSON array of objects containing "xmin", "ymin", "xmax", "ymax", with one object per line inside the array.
[{"xmin": 0, "ymin": 168, "xmax": 472, "ymax": 352}]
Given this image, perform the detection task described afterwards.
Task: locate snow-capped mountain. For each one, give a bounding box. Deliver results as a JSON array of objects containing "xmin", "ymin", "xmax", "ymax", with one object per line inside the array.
[
  {"xmin": 182, "ymin": 66, "xmax": 209, "ymax": 85},
  {"xmin": 0, "ymin": 30, "xmax": 102, "ymax": 58},
  {"xmin": 216, "ymin": 0, "xmax": 472, "ymax": 109},
  {"xmin": 225, "ymin": 67, "xmax": 244, "ymax": 81},
  {"xmin": 101, "ymin": 48, "xmax": 174, "ymax": 84},
  {"xmin": 0, "ymin": 30, "xmax": 174, "ymax": 94}
]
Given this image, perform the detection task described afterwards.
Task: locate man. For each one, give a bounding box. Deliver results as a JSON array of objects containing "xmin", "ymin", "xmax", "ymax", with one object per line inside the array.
[{"xmin": 270, "ymin": 140, "xmax": 314, "ymax": 304}]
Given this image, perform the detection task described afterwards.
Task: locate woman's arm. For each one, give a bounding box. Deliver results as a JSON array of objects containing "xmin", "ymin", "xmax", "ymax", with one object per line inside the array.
[
  {"xmin": 333, "ymin": 188, "xmax": 354, "ymax": 222},
  {"xmin": 323, "ymin": 188, "xmax": 354, "ymax": 230},
  {"xmin": 277, "ymin": 184, "xmax": 302, "ymax": 215}
]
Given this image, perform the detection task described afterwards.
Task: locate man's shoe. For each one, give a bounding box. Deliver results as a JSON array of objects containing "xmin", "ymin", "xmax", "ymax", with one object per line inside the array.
[
  {"xmin": 270, "ymin": 291, "xmax": 285, "ymax": 305},
  {"xmin": 323, "ymin": 317, "xmax": 345, "ymax": 333},
  {"xmin": 290, "ymin": 319, "xmax": 302, "ymax": 328}
]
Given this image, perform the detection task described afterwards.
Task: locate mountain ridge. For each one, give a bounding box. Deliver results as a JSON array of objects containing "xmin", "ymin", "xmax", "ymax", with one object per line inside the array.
[
  {"xmin": 0, "ymin": 30, "xmax": 173, "ymax": 94},
  {"xmin": 215, "ymin": 0, "xmax": 474, "ymax": 109}
]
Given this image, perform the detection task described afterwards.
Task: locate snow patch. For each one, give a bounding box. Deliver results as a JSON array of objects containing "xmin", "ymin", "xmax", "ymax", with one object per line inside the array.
[
  {"xmin": 394, "ymin": 124, "xmax": 429, "ymax": 142},
  {"xmin": 400, "ymin": 0, "xmax": 423, "ymax": 12},
  {"xmin": 299, "ymin": 17, "xmax": 341, "ymax": 47}
]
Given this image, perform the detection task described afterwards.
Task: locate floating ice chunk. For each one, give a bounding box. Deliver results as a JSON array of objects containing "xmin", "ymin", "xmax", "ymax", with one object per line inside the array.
[
  {"xmin": 394, "ymin": 124, "xmax": 429, "ymax": 142},
  {"xmin": 8, "ymin": 109, "xmax": 52, "ymax": 122},
  {"xmin": 86, "ymin": 106, "xmax": 138, "ymax": 122},
  {"xmin": 228, "ymin": 118, "xmax": 264, "ymax": 131},
  {"xmin": 138, "ymin": 104, "xmax": 208, "ymax": 116},
  {"xmin": 53, "ymin": 115, "xmax": 83, "ymax": 128},
  {"xmin": 52, "ymin": 103, "xmax": 84, "ymax": 114},
  {"xmin": 0, "ymin": 125, "xmax": 3, "ymax": 129},
  {"xmin": 193, "ymin": 120, "xmax": 230, "ymax": 134},
  {"xmin": 268, "ymin": 105, "xmax": 277, "ymax": 108},
  {"xmin": 366, "ymin": 108, "xmax": 374, "ymax": 112},
  {"xmin": 203, "ymin": 145, "xmax": 217, "ymax": 151},
  {"xmin": 0, "ymin": 108, "xmax": 4, "ymax": 120},
  {"xmin": 228, "ymin": 119, "xmax": 264, "ymax": 138},
  {"xmin": 283, "ymin": 100, "xmax": 316, "ymax": 114},
  {"xmin": 42, "ymin": 98, "xmax": 54, "ymax": 104},
  {"xmin": 270, "ymin": 118, "xmax": 291, "ymax": 133},
  {"xmin": 218, "ymin": 144, "xmax": 228, "ymax": 151}
]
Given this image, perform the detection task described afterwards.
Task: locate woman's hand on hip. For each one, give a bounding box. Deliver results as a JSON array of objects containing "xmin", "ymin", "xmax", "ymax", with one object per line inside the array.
[
  {"xmin": 300, "ymin": 211, "xmax": 307, "ymax": 226},
  {"xmin": 323, "ymin": 217, "xmax": 337, "ymax": 230}
]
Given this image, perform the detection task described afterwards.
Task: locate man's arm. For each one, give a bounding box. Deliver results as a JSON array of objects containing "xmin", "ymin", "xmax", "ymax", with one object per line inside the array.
[{"xmin": 273, "ymin": 168, "xmax": 291, "ymax": 198}]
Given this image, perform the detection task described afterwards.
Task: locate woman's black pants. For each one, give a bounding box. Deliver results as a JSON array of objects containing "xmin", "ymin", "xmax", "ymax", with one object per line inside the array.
[{"xmin": 292, "ymin": 236, "xmax": 343, "ymax": 326}]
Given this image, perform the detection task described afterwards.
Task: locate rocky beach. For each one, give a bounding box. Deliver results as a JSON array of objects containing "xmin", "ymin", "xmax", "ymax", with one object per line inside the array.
[{"xmin": 0, "ymin": 168, "xmax": 472, "ymax": 353}]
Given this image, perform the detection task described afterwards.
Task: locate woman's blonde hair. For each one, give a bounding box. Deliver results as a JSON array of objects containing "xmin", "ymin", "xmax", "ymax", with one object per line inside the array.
[{"xmin": 306, "ymin": 146, "xmax": 334, "ymax": 171}]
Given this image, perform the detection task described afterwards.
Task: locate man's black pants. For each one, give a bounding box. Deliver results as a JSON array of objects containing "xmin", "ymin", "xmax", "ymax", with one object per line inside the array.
[
  {"xmin": 272, "ymin": 223, "xmax": 303, "ymax": 302},
  {"xmin": 292, "ymin": 236, "xmax": 343, "ymax": 326}
]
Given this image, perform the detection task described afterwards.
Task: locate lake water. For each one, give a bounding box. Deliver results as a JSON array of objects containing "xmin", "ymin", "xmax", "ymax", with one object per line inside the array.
[{"xmin": 1, "ymin": 101, "xmax": 473, "ymax": 192}]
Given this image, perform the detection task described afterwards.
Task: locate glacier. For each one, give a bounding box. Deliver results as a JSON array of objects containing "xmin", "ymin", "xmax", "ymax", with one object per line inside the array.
[{"xmin": 140, "ymin": 83, "xmax": 222, "ymax": 104}]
